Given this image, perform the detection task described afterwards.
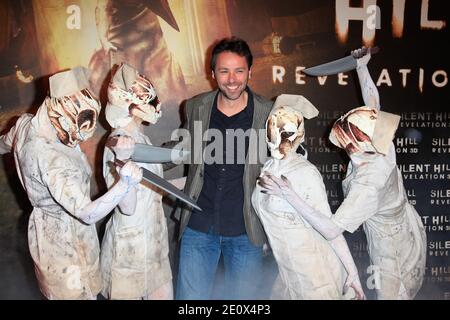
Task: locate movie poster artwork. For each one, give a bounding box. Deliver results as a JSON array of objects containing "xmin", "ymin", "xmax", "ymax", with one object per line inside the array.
[{"xmin": 0, "ymin": 0, "xmax": 448, "ymax": 299}]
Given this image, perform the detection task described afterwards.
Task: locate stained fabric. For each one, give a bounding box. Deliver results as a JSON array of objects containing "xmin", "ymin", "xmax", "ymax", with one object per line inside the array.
[
  {"xmin": 252, "ymin": 155, "xmax": 348, "ymax": 299},
  {"xmin": 101, "ymin": 127, "xmax": 172, "ymax": 299},
  {"xmin": 2, "ymin": 104, "xmax": 101, "ymax": 299},
  {"xmin": 332, "ymin": 145, "xmax": 427, "ymax": 299}
]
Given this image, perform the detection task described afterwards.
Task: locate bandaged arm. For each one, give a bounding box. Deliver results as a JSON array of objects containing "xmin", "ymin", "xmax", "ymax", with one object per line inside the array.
[
  {"xmin": 259, "ymin": 173, "xmax": 358, "ymax": 288},
  {"xmin": 272, "ymin": 180, "xmax": 361, "ymax": 295},
  {"xmin": 0, "ymin": 114, "xmax": 32, "ymax": 154},
  {"xmin": 103, "ymin": 146, "xmax": 139, "ymax": 217},
  {"xmin": 283, "ymin": 191, "xmax": 358, "ymax": 275},
  {"xmin": 46, "ymin": 156, "xmax": 142, "ymax": 225},
  {"xmin": 355, "ymin": 52, "xmax": 380, "ymax": 111},
  {"xmin": 78, "ymin": 161, "xmax": 141, "ymax": 224},
  {"xmin": 284, "ymin": 190, "xmax": 344, "ymax": 240}
]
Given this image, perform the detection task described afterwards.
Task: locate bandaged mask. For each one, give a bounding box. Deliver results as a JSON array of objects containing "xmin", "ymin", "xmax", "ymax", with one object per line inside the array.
[
  {"xmin": 329, "ymin": 106, "xmax": 400, "ymax": 157},
  {"xmin": 47, "ymin": 67, "xmax": 100, "ymax": 148},
  {"xmin": 106, "ymin": 64, "xmax": 162, "ymax": 128},
  {"xmin": 329, "ymin": 107, "xmax": 377, "ymax": 155},
  {"xmin": 266, "ymin": 95, "xmax": 319, "ymax": 160}
]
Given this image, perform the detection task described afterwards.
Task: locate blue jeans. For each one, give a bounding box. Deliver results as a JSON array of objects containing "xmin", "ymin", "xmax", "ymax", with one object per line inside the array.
[{"xmin": 176, "ymin": 227, "xmax": 263, "ymax": 300}]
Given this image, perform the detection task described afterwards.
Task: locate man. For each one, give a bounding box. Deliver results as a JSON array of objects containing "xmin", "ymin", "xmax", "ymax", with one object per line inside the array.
[
  {"xmin": 174, "ymin": 37, "xmax": 273, "ymax": 300},
  {"xmin": 0, "ymin": 67, "xmax": 142, "ymax": 299}
]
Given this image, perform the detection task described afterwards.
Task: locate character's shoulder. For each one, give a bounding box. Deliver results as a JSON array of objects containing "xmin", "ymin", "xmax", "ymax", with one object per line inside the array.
[
  {"xmin": 19, "ymin": 136, "xmax": 62, "ymax": 172},
  {"xmin": 272, "ymin": 155, "xmax": 322, "ymax": 181},
  {"xmin": 16, "ymin": 113, "xmax": 34, "ymax": 127},
  {"xmin": 291, "ymin": 157, "xmax": 323, "ymax": 180},
  {"xmin": 352, "ymin": 156, "xmax": 394, "ymax": 188}
]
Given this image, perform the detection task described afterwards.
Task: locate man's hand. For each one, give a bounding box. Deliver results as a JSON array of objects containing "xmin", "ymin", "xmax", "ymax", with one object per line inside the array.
[{"xmin": 112, "ymin": 135, "xmax": 135, "ymax": 160}]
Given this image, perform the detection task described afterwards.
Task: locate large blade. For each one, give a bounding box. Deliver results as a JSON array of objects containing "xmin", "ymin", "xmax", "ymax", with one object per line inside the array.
[
  {"xmin": 303, "ymin": 55, "xmax": 357, "ymax": 76},
  {"xmin": 132, "ymin": 143, "xmax": 189, "ymax": 163},
  {"xmin": 107, "ymin": 137, "xmax": 189, "ymax": 163},
  {"xmin": 304, "ymin": 47, "xmax": 379, "ymax": 76},
  {"xmin": 112, "ymin": 160, "xmax": 201, "ymax": 211}
]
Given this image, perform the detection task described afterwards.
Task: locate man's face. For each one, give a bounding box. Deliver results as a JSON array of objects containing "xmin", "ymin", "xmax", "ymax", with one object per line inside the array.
[{"xmin": 212, "ymin": 51, "xmax": 251, "ymax": 101}]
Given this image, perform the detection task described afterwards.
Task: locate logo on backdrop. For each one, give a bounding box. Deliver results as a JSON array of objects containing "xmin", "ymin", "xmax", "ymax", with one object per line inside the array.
[
  {"xmin": 422, "ymin": 215, "xmax": 450, "ymax": 232},
  {"xmin": 428, "ymin": 240, "xmax": 450, "ymax": 257},
  {"xmin": 399, "ymin": 163, "xmax": 450, "ymax": 180},
  {"xmin": 316, "ymin": 163, "xmax": 347, "ymax": 180}
]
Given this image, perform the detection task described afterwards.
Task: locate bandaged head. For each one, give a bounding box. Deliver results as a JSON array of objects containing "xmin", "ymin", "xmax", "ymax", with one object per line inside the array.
[
  {"xmin": 329, "ymin": 106, "xmax": 400, "ymax": 155},
  {"xmin": 105, "ymin": 63, "xmax": 162, "ymax": 128},
  {"xmin": 47, "ymin": 67, "xmax": 100, "ymax": 148},
  {"xmin": 266, "ymin": 94, "xmax": 319, "ymax": 160}
]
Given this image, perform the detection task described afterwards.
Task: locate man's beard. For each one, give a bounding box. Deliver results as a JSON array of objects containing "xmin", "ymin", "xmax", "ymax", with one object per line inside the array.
[{"xmin": 219, "ymin": 85, "xmax": 246, "ymax": 101}]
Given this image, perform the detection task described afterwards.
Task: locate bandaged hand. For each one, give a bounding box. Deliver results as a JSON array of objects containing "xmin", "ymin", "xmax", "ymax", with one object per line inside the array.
[
  {"xmin": 260, "ymin": 171, "xmax": 346, "ymax": 241},
  {"xmin": 119, "ymin": 161, "xmax": 143, "ymax": 187},
  {"xmin": 258, "ymin": 172, "xmax": 296, "ymax": 200},
  {"xmin": 344, "ymin": 272, "xmax": 366, "ymax": 300},
  {"xmin": 352, "ymin": 46, "xmax": 371, "ymax": 69},
  {"xmin": 112, "ymin": 135, "xmax": 135, "ymax": 160}
]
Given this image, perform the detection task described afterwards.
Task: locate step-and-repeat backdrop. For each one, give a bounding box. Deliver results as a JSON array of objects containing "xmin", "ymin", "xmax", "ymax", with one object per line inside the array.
[{"xmin": 0, "ymin": 0, "xmax": 448, "ymax": 299}]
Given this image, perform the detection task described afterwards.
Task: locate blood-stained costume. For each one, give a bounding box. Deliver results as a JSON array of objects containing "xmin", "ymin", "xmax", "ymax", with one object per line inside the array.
[
  {"xmin": 101, "ymin": 63, "xmax": 173, "ymax": 300},
  {"xmin": 0, "ymin": 67, "xmax": 142, "ymax": 299},
  {"xmin": 331, "ymin": 126, "xmax": 427, "ymax": 299},
  {"xmin": 259, "ymin": 48, "xmax": 426, "ymax": 299},
  {"xmin": 327, "ymin": 51, "xmax": 427, "ymax": 298},
  {"xmin": 253, "ymin": 94, "xmax": 363, "ymax": 300}
]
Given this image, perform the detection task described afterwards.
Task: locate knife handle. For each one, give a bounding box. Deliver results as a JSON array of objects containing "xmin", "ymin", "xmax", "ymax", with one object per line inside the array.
[
  {"xmin": 106, "ymin": 134, "xmax": 133, "ymax": 148},
  {"xmin": 369, "ymin": 46, "xmax": 379, "ymax": 55},
  {"xmin": 352, "ymin": 46, "xmax": 379, "ymax": 59},
  {"xmin": 106, "ymin": 136, "xmax": 119, "ymax": 148},
  {"xmin": 113, "ymin": 159, "xmax": 126, "ymax": 168},
  {"xmin": 364, "ymin": 46, "xmax": 380, "ymax": 55}
]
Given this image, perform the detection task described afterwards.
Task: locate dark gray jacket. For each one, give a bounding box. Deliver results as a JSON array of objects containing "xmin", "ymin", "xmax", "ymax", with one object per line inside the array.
[{"xmin": 174, "ymin": 90, "xmax": 273, "ymax": 246}]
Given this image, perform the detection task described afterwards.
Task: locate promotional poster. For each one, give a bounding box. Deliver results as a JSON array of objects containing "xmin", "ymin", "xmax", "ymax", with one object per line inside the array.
[{"xmin": 0, "ymin": 0, "xmax": 448, "ymax": 300}]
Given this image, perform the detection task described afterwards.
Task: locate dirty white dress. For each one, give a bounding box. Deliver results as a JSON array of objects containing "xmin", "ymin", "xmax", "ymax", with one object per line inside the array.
[
  {"xmin": 101, "ymin": 127, "xmax": 172, "ymax": 299},
  {"xmin": 332, "ymin": 146, "xmax": 426, "ymax": 299},
  {"xmin": 1, "ymin": 106, "xmax": 101, "ymax": 299},
  {"xmin": 252, "ymin": 154, "xmax": 347, "ymax": 299}
]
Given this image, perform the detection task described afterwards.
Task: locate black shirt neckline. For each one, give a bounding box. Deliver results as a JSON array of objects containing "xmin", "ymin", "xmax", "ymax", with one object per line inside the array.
[{"xmin": 213, "ymin": 87, "xmax": 254, "ymax": 120}]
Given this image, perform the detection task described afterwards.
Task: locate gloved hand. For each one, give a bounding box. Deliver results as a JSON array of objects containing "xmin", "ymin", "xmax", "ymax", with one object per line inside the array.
[
  {"xmin": 258, "ymin": 172, "xmax": 297, "ymax": 202},
  {"xmin": 119, "ymin": 161, "xmax": 143, "ymax": 187},
  {"xmin": 112, "ymin": 135, "xmax": 135, "ymax": 160},
  {"xmin": 344, "ymin": 272, "xmax": 366, "ymax": 300},
  {"xmin": 352, "ymin": 46, "xmax": 371, "ymax": 69}
]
